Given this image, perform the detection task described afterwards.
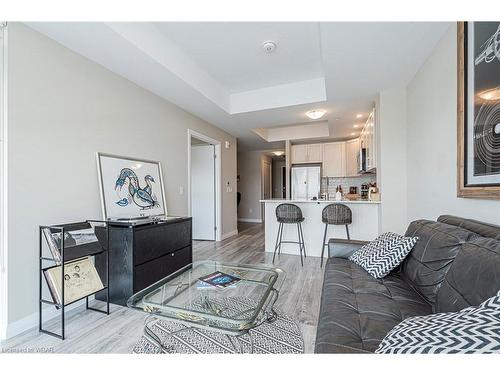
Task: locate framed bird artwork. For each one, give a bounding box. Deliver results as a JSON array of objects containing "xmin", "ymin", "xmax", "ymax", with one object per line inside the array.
[{"xmin": 96, "ymin": 152, "xmax": 167, "ymax": 220}]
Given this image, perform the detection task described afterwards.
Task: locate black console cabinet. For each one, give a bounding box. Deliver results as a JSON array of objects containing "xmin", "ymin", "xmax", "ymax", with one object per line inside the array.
[{"xmin": 96, "ymin": 217, "xmax": 192, "ymax": 306}]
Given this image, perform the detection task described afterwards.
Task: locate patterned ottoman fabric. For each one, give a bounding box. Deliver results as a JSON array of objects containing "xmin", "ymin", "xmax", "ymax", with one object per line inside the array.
[
  {"xmin": 132, "ymin": 297, "xmax": 304, "ymax": 354},
  {"xmin": 376, "ymin": 290, "xmax": 500, "ymax": 354}
]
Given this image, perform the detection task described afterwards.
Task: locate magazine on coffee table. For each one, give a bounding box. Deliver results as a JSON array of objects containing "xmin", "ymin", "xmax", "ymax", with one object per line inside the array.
[{"xmin": 198, "ymin": 271, "xmax": 240, "ymax": 289}]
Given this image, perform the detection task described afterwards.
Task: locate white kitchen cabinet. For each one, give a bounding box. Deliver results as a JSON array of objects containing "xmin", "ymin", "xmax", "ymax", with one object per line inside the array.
[
  {"xmin": 360, "ymin": 109, "xmax": 377, "ymax": 171},
  {"xmin": 291, "ymin": 144, "xmax": 308, "ymax": 163},
  {"xmin": 322, "ymin": 142, "xmax": 346, "ymax": 177},
  {"xmin": 307, "ymin": 144, "xmax": 323, "ymax": 163},
  {"xmin": 345, "ymin": 138, "xmax": 360, "ymax": 176},
  {"xmin": 291, "ymin": 144, "xmax": 323, "ymax": 164}
]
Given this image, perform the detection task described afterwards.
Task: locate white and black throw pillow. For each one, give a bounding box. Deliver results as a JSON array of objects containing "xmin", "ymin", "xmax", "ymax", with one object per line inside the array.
[
  {"xmin": 348, "ymin": 232, "xmax": 400, "ymax": 264},
  {"xmin": 376, "ymin": 291, "xmax": 500, "ymax": 354},
  {"xmin": 349, "ymin": 232, "xmax": 418, "ymax": 278}
]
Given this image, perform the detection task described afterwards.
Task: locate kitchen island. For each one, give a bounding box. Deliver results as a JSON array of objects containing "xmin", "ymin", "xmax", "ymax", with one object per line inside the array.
[{"xmin": 260, "ymin": 199, "xmax": 381, "ymax": 258}]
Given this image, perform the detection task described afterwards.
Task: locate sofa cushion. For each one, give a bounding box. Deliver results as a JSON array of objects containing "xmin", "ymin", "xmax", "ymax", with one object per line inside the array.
[
  {"xmin": 401, "ymin": 219, "xmax": 475, "ymax": 305},
  {"xmin": 438, "ymin": 215, "xmax": 500, "ymax": 240},
  {"xmin": 436, "ymin": 235, "xmax": 500, "ymax": 313},
  {"xmin": 315, "ymin": 257, "xmax": 432, "ymax": 353},
  {"xmin": 376, "ymin": 290, "xmax": 500, "ymax": 354}
]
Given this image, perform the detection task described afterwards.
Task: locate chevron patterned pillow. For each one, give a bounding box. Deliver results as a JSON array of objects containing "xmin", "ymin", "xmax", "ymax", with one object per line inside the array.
[
  {"xmin": 376, "ymin": 290, "xmax": 500, "ymax": 354},
  {"xmin": 349, "ymin": 232, "xmax": 417, "ymax": 278},
  {"xmin": 349, "ymin": 232, "xmax": 400, "ymax": 264}
]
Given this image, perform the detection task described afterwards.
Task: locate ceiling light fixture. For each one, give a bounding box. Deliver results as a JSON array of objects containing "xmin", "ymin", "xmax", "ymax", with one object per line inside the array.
[
  {"xmin": 356, "ymin": 114, "xmax": 363, "ymax": 118},
  {"xmin": 478, "ymin": 86, "xmax": 500, "ymax": 101},
  {"xmin": 273, "ymin": 151, "xmax": 285, "ymax": 156},
  {"xmin": 350, "ymin": 132, "xmax": 356, "ymax": 136},
  {"xmin": 353, "ymin": 124, "xmax": 359, "ymax": 128},
  {"xmin": 306, "ymin": 109, "xmax": 326, "ymax": 120}
]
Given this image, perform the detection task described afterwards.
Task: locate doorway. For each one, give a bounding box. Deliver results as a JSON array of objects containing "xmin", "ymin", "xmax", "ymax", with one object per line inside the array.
[{"xmin": 187, "ymin": 130, "xmax": 221, "ymax": 241}]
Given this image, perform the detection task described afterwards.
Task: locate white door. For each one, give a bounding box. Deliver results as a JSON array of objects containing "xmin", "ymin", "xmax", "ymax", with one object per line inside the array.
[
  {"xmin": 191, "ymin": 145, "xmax": 215, "ymax": 240},
  {"xmin": 306, "ymin": 166, "xmax": 321, "ymax": 200},
  {"xmin": 291, "ymin": 167, "xmax": 308, "ymax": 200}
]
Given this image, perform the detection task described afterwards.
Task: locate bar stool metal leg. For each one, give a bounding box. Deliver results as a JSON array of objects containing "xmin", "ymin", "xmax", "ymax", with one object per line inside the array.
[
  {"xmin": 321, "ymin": 223, "xmax": 328, "ymax": 268},
  {"xmin": 273, "ymin": 222, "xmax": 282, "ymax": 264},
  {"xmin": 296, "ymin": 223, "xmax": 304, "ymax": 266},
  {"xmin": 345, "ymin": 224, "xmax": 350, "ymax": 240},
  {"xmin": 277, "ymin": 222, "xmax": 284, "ymax": 255},
  {"xmin": 299, "ymin": 222, "xmax": 306, "ymax": 258}
]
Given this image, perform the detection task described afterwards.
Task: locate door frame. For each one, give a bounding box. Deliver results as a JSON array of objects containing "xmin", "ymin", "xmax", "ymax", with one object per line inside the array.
[
  {"xmin": 260, "ymin": 159, "xmax": 272, "ymax": 222},
  {"xmin": 187, "ymin": 129, "xmax": 221, "ymax": 242},
  {"xmin": 0, "ymin": 22, "xmax": 8, "ymax": 340}
]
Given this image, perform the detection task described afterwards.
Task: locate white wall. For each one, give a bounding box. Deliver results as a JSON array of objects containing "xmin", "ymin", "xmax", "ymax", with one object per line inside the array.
[
  {"xmin": 406, "ymin": 24, "xmax": 500, "ymax": 224},
  {"xmin": 378, "ymin": 87, "xmax": 408, "ymax": 233},
  {"xmin": 5, "ymin": 23, "xmax": 237, "ymax": 335},
  {"xmin": 237, "ymin": 151, "xmax": 273, "ymax": 222}
]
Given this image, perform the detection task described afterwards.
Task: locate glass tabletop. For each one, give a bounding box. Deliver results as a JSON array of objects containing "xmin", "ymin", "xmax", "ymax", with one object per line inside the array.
[{"xmin": 127, "ymin": 260, "xmax": 285, "ymax": 334}]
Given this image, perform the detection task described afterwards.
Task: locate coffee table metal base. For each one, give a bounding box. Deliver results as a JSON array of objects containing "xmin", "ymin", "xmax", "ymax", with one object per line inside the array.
[{"xmin": 143, "ymin": 315, "xmax": 255, "ymax": 354}]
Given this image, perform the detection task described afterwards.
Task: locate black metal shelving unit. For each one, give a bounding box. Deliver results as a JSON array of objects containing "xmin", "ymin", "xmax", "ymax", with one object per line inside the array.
[{"xmin": 39, "ymin": 220, "xmax": 110, "ymax": 340}]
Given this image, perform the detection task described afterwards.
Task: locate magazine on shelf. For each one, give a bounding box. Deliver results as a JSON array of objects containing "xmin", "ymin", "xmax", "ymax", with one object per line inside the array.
[
  {"xmin": 42, "ymin": 227, "xmax": 99, "ymax": 264},
  {"xmin": 43, "ymin": 257, "xmax": 104, "ymax": 306},
  {"xmin": 198, "ymin": 271, "xmax": 241, "ymax": 289}
]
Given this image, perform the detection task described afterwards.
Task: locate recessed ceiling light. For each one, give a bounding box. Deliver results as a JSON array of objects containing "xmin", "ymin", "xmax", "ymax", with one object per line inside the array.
[
  {"xmin": 353, "ymin": 124, "xmax": 359, "ymax": 128},
  {"xmin": 350, "ymin": 132, "xmax": 356, "ymax": 136},
  {"xmin": 356, "ymin": 114, "xmax": 363, "ymax": 118},
  {"xmin": 306, "ymin": 109, "xmax": 326, "ymax": 120},
  {"xmin": 273, "ymin": 151, "xmax": 284, "ymax": 156}
]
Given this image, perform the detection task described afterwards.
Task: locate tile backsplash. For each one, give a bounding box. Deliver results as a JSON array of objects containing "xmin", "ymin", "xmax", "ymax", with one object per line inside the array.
[{"xmin": 321, "ymin": 174, "xmax": 377, "ymax": 197}]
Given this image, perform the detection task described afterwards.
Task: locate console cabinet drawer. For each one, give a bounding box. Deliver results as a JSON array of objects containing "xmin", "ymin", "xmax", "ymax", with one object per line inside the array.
[
  {"xmin": 134, "ymin": 245, "xmax": 192, "ymax": 292},
  {"xmin": 134, "ymin": 220, "xmax": 191, "ymax": 265}
]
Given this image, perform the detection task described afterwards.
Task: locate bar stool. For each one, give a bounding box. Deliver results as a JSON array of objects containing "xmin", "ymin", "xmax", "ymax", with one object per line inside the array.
[
  {"xmin": 273, "ymin": 203, "xmax": 307, "ymax": 266},
  {"xmin": 320, "ymin": 203, "xmax": 352, "ymax": 267}
]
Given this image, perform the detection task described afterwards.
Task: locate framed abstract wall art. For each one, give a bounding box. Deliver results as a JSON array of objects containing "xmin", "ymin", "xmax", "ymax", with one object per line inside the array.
[
  {"xmin": 97, "ymin": 152, "xmax": 167, "ymax": 219},
  {"xmin": 457, "ymin": 21, "xmax": 500, "ymax": 199}
]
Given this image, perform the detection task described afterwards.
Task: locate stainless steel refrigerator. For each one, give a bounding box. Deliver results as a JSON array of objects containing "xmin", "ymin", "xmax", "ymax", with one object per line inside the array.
[{"xmin": 291, "ymin": 165, "xmax": 321, "ymax": 200}]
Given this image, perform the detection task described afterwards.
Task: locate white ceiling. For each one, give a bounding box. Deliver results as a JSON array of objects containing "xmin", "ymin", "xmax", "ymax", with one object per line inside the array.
[
  {"xmin": 155, "ymin": 22, "xmax": 324, "ymax": 93},
  {"xmin": 26, "ymin": 22, "xmax": 451, "ymax": 151}
]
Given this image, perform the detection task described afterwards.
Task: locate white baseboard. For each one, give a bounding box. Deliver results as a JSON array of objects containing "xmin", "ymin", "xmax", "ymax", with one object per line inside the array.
[
  {"xmin": 4, "ymin": 299, "xmax": 87, "ymax": 340},
  {"xmin": 238, "ymin": 218, "xmax": 262, "ymax": 223},
  {"xmin": 220, "ymin": 230, "xmax": 238, "ymax": 240}
]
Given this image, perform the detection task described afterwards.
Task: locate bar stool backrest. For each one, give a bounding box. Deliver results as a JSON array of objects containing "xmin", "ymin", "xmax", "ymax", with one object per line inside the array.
[
  {"xmin": 275, "ymin": 203, "xmax": 304, "ymax": 223},
  {"xmin": 322, "ymin": 204, "xmax": 352, "ymax": 225}
]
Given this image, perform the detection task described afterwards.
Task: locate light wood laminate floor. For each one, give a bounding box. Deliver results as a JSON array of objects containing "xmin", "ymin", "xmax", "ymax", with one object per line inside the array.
[{"xmin": 1, "ymin": 223, "xmax": 325, "ymax": 353}]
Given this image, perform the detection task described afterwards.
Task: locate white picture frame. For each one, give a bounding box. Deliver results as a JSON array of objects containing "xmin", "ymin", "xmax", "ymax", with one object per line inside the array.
[{"xmin": 96, "ymin": 152, "xmax": 167, "ymax": 219}]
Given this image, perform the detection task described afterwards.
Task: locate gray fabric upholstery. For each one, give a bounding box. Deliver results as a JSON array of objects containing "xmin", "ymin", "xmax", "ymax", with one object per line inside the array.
[
  {"xmin": 436, "ymin": 236, "xmax": 500, "ymax": 313},
  {"xmin": 315, "ymin": 258, "xmax": 431, "ymax": 353},
  {"xmin": 327, "ymin": 238, "xmax": 367, "ymax": 259},
  {"xmin": 401, "ymin": 219, "xmax": 473, "ymax": 304},
  {"xmin": 322, "ymin": 204, "xmax": 352, "ymax": 225},
  {"xmin": 315, "ymin": 215, "xmax": 500, "ymax": 353}
]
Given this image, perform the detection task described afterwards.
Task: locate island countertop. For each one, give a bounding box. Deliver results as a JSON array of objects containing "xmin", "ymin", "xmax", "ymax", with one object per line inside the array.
[
  {"xmin": 261, "ymin": 199, "xmax": 380, "ymax": 258},
  {"xmin": 260, "ymin": 199, "xmax": 381, "ymax": 204}
]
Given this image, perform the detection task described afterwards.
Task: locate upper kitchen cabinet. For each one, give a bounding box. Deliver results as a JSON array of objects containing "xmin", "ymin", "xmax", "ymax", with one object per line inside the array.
[
  {"xmin": 322, "ymin": 142, "xmax": 346, "ymax": 177},
  {"xmin": 345, "ymin": 138, "xmax": 360, "ymax": 176},
  {"xmin": 291, "ymin": 143, "xmax": 323, "ymax": 164},
  {"xmin": 360, "ymin": 109, "xmax": 377, "ymax": 171}
]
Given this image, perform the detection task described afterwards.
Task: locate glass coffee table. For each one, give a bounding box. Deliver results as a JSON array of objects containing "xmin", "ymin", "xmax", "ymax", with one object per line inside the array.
[{"xmin": 127, "ymin": 260, "xmax": 285, "ymax": 353}]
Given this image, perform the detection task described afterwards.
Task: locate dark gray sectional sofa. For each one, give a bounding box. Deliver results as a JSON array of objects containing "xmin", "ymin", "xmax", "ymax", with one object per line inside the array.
[{"xmin": 314, "ymin": 215, "xmax": 500, "ymax": 353}]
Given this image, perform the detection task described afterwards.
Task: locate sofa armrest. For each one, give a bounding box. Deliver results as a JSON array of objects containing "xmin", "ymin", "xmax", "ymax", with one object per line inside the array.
[{"xmin": 328, "ymin": 238, "xmax": 368, "ymax": 259}]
